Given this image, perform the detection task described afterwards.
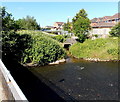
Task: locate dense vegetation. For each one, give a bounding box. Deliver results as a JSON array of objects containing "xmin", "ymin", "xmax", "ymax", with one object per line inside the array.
[
  {"xmin": 109, "ymin": 22, "xmax": 120, "ymax": 37},
  {"xmin": 63, "ymin": 9, "xmax": 91, "ymax": 43},
  {"xmin": 63, "ymin": 18, "xmax": 72, "ymax": 33},
  {"xmin": 16, "ymin": 15, "xmax": 40, "ymax": 30},
  {"xmin": 1, "ymin": 7, "xmax": 66, "ymax": 65},
  {"xmin": 69, "ymin": 37, "xmax": 118, "ymax": 60},
  {"xmin": 51, "ymin": 35, "xmax": 70, "ymax": 43},
  {"xmin": 1, "ymin": 6, "xmax": 31, "ymax": 63},
  {"xmin": 17, "ymin": 30, "xmax": 66, "ymax": 65},
  {"xmin": 72, "ymin": 9, "xmax": 91, "ymax": 43}
]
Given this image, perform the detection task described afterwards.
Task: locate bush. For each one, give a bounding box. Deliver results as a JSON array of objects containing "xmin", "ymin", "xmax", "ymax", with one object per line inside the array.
[
  {"xmin": 17, "ymin": 30, "xmax": 66, "ymax": 65},
  {"xmin": 2, "ymin": 31, "xmax": 32, "ymax": 62},
  {"xmin": 107, "ymin": 48, "xmax": 118, "ymax": 55},
  {"xmin": 109, "ymin": 22, "xmax": 120, "ymax": 37},
  {"xmin": 51, "ymin": 35, "xmax": 65, "ymax": 43},
  {"xmin": 94, "ymin": 34, "xmax": 98, "ymax": 38}
]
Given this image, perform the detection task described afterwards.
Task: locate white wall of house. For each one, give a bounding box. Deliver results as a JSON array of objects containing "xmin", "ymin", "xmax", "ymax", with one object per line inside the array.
[{"xmin": 90, "ymin": 28, "xmax": 111, "ymax": 38}]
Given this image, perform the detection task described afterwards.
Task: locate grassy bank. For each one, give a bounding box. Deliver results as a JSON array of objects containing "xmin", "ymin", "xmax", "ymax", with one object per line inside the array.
[{"xmin": 69, "ymin": 37, "xmax": 119, "ymax": 60}]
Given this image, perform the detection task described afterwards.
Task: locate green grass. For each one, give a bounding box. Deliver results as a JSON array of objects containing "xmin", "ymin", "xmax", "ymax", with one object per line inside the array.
[{"xmin": 69, "ymin": 37, "xmax": 119, "ymax": 60}]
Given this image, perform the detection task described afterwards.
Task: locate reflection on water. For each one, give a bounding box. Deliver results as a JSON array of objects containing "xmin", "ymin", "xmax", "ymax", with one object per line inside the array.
[{"xmin": 29, "ymin": 58, "xmax": 118, "ymax": 100}]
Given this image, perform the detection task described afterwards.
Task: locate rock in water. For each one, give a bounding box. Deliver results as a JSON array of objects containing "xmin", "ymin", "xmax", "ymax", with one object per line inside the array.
[{"xmin": 59, "ymin": 79, "xmax": 65, "ymax": 82}]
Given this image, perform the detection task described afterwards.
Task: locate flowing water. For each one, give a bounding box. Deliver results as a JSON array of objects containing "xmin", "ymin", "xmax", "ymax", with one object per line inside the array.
[{"xmin": 29, "ymin": 57, "xmax": 118, "ymax": 101}]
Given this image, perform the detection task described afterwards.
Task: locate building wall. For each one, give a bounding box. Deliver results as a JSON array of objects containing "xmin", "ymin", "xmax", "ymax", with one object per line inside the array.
[
  {"xmin": 54, "ymin": 23, "xmax": 59, "ymax": 28},
  {"xmin": 90, "ymin": 28, "xmax": 111, "ymax": 38}
]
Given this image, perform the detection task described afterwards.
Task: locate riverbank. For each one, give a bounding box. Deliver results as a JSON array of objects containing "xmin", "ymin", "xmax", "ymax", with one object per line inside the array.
[
  {"xmin": 71, "ymin": 56, "xmax": 119, "ymax": 62},
  {"xmin": 69, "ymin": 37, "xmax": 119, "ymax": 61},
  {"xmin": 23, "ymin": 59, "xmax": 66, "ymax": 67}
]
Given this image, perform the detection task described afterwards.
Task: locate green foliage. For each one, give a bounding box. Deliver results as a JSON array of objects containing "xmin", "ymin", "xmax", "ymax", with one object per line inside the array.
[
  {"xmin": 107, "ymin": 48, "xmax": 118, "ymax": 55},
  {"xmin": 1, "ymin": 6, "xmax": 31, "ymax": 62},
  {"xmin": 69, "ymin": 37, "xmax": 118, "ymax": 60},
  {"xmin": 51, "ymin": 35, "xmax": 65, "ymax": 43},
  {"xmin": 16, "ymin": 15, "xmax": 40, "ymax": 30},
  {"xmin": 94, "ymin": 34, "xmax": 98, "ymax": 38},
  {"xmin": 63, "ymin": 18, "xmax": 72, "ymax": 33},
  {"xmin": 109, "ymin": 22, "xmax": 120, "ymax": 37},
  {"xmin": 72, "ymin": 9, "xmax": 91, "ymax": 43},
  {"xmin": 1, "ymin": 7, "xmax": 66, "ymax": 66},
  {"xmin": 17, "ymin": 30, "xmax": 66, "ymax": 65},
  {"xmin": 2, "ymin": 31, "xmax": 32, "ymax": 62},
  {"xmin": 1, "ymin": 7, "xmax": 19, "ymax": 31}
]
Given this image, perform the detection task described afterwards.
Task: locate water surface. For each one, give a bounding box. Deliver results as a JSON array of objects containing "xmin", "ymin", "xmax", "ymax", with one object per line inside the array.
[{"xmin": 29, "ymin": 58, "xmax": 118, "ymax": 100}]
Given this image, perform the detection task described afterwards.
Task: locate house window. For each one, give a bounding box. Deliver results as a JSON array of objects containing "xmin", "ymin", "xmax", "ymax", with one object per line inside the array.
[
  {"xmin": 115, "ymin": 19, "xmax": 119, "ymax": 22},
  {"xmin": 109, "ymin": 20, "xmax": 112, "ymax": 22}
]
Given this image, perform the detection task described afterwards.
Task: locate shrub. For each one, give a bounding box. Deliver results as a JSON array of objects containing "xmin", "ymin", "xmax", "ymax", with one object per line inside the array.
[
  {"xmin": 107, "ymin": 48, "xmax": 118, "ymax": 55},
  {"xmin": 94, "ymin": 34, "xmax": 98, "ymax": 38},
  {"xmin": 2, "ymin": 31, "xmax": 32, "ymax": 62},
  {"xmin": 51, "ymin": 35, "xmax": 65, "ymax": 43},
  {"xmin": 17, "ymin": 30, "xmax": 66, "ymax": 65},
  {"xmin": 109, "ymin": 22, "xmax": 120, "ymax": 37}
]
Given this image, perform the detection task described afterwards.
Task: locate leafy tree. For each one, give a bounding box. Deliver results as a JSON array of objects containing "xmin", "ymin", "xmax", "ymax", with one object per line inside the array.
[
  {"xmin": 1, "ymin": 7, "xmax": 66, "ymax": 65},
  {"xmin": 63, "ymin": 18, "xmax": 72, "ymax": 33},
  {"xmin": 16, "ymin": 16, "xmax": 40, "ymax": 30},
  {"xmin": 109, "ymin": 22, "xmax": 120, "ymax": 37},
  {"xmin": 72, "ymin": 9, "xmax": 91, "ymax": 43},
  {"xmin": 1, "ymin": 7, "xmax": 32, "ymax": 62},
  {"xmin": 0, "ymin": 6, "xmax": 19, "ymax": 31}
]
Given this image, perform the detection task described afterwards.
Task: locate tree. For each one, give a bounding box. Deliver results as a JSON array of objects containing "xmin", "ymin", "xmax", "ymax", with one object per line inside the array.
[
  {"xmin": 72, "ymin": 9, "xmax": 91, "ymax": 43},
  {"xmin": 0, "ymin": 7, "xmax": 19, "ymax": 31},
  {"xmin": 109, "ymin": 22, "xmax": 120, "ymax": 37},
  {"xmin": 16, "ymin": 16, "xmax": 40, "ymax": 30},
  {"xmin": 1, "ymin": 7, "xmax": 32, "ymax": 62},
  {"xmin": 63, "ymin": 18, "xmax": 72, "ymax": 33}
]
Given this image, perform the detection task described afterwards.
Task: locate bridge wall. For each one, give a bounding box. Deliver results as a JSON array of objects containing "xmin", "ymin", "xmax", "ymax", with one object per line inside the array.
[{"xmin": 0, "ymin": 59, "xmax": 28, "ymax": 101}]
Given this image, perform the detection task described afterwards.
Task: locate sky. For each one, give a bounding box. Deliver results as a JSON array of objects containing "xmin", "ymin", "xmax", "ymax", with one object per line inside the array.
[{"xmin": 1, "ymin": 2, "xmax": 119, "ymax": 27}]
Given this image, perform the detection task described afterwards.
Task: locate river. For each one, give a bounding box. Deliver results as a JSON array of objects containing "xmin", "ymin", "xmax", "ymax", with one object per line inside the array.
[{"xmin": 29, "ymin": 57, "xmax": 118, "ymax": 101}]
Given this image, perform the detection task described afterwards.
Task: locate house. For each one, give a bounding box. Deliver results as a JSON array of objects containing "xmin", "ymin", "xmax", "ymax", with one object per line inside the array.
[
  {"xmin": 90, "ymin": 13, "xmax": 120, "ymax": 39},
  {"xmin": 44, "ymin": 26, "xmax": 54, "ymax": 30},
  {"xmin": 53, "ymin": 22, "xmax": 64, "ymax": 30}
]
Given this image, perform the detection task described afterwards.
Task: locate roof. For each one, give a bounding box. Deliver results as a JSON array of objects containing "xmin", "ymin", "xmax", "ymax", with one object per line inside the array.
[
  {"xmin": 91, "ymin": 18, "xmax": 98, "ymax": 23},
  {"xmin": 111, "ymin": 13, "xmax": 120, "ymax": 19},
  {"xmin": 45, "ymin": 26, "xmax": 54, "ymax": 28},
  {"xmin": 92, "ymin": 22, "xmax": 116, "ymax": 28},
  {"xmin": 64, "ymin": 38, "xmax": 77, "ymax": 44},
  {"xmin": 91, "ymin": 13, "xmax": 120, "ymax": 23},
  {"xmin": 102, "ymin": 16, "xmax": 111, "ymax": 21},
  {"xmin": 55, "ymin": 22, "xmax": 64, "ymax": 25}
]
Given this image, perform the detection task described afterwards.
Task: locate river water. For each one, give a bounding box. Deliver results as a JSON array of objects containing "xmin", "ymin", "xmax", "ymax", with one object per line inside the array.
[{"xmin": 29, "ymin": 57, "xmax": 118, "ymax": 101}]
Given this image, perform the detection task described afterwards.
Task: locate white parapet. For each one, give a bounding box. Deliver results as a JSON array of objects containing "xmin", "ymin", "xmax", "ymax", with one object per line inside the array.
[{"xmin": 0, "ymin": 59, "xmax": 28, "ymax": 101}]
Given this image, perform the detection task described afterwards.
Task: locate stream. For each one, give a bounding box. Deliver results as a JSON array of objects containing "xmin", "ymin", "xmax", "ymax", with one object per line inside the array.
[{"xmin": 29, "ymin": 57, "xmax": 118, "ymax": 100}]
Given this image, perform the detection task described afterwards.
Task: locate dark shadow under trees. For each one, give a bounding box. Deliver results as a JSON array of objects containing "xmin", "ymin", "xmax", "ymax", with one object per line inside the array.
[{"xmin": 2, "ymin": 57, "xmax": 66, "ymax": 102}]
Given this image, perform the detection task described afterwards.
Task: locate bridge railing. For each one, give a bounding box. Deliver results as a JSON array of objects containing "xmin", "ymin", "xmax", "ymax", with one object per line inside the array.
[{"xmin": 0, "ymin": 59, "xmax": 28, "ymax": 101}]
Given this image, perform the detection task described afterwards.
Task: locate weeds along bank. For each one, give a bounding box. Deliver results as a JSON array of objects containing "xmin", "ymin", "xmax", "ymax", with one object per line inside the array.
[
  {"xmin": 17, "ymin": 30, "xmax": 66, "ymax": 66},
  {"xmin": 69, "ymin": 37, "xmax": 119, "ymax": 61}
]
